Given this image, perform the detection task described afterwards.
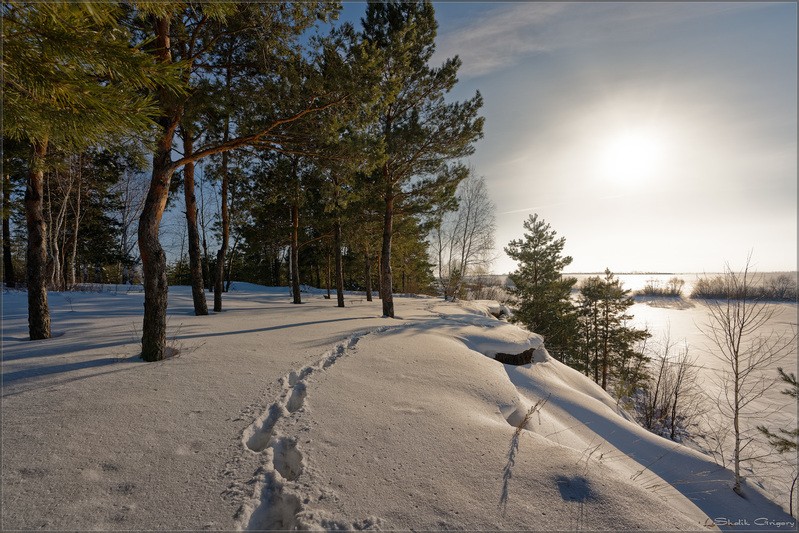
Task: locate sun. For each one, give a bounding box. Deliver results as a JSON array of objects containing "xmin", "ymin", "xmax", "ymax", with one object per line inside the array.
[{"xmin": 599, "ymin": 129, "xmax": 664, "ymax": 185}]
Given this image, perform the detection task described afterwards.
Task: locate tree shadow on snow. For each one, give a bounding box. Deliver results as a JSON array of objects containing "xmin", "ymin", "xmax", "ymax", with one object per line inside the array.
[
  {"xmin": 1, "ymin": 355, "xmax": 143, "ymax": 397},
  {"xmin": 173, "ymin": 316, "xmax": 375, "ymax": 341},
  {"xmin": 554, "ymin": 475, "xmax": 595, "ymax": 502}
]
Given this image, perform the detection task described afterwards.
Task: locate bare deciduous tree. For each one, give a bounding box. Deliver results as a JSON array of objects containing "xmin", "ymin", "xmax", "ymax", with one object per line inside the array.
[
  {"xmin": 698, "ymin": 256, "xmax": 798, "ymax": 495},
  {"xmin": 638, "ymin": 328, "xmax": 704, "ymax": 441},
  {"xmin": 112, "ymin": 167, "xmax": 148, "ymax": 285},
  {"xmin": 430, "ymin": 173, "xmax": 495, "ymax": 300}
]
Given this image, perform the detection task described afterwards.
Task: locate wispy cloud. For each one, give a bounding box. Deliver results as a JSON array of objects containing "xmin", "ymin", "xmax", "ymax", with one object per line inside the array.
[{"xmin": 434, "ymin": 2, "xmax": 768, "ymax": 79}]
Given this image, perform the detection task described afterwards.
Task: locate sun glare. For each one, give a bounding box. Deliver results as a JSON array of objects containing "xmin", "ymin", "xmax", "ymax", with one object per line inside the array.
[{"xmin": 599, "ymin": 129, "xmax": 664, "ymax": 185}]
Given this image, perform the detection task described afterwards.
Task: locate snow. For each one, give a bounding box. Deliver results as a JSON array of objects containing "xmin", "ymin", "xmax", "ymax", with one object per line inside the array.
[{"xmin": 2, "ymin": 285, "xmax": 795, "ymax": 531}]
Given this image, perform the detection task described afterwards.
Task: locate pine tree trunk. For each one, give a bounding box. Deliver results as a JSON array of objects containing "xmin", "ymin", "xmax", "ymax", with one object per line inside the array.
[
  {"xmin": 213, "ymin": 130, "xmax": 230, "ymax": 312},
  {"xmin": 380, "ymin": 182, "xmax": 394, "ymax": 317},
  {"xmin": 138, "ymin": 15, "xmax": 177, "ymax": 362},
  {"xmin": 3, "ymin": 173, "xmax": 16, "ymax": 288},
  {"xmin": 364, "ymin": 251, "xmax": 372, "ymax": 302},
  {"xmin": 25, "ymin": 139, "xmax": 50, "ymax": 339},
  {"xmin": 213, "ymin": 48, "xmax": 234, "ymax": 311},
  {"xmin": 290, "ymin": 202, "xmax": 301, "ymax": 304},
  {"xmin": 334, "ymin": 217, "xmax": 344, "ymax": 308},
  {"xmin": 376, "ymin": 252, "xmax": 382, "ymax": 298},
  {"xmin": 325, "ymin": 252, "xmax": 331, "ymax": 300},
  {"xmin": 66, "ymin": 167, "xmax": 81, "ymax": 289},
  {"xmin": 182, "ymin": 130, "xmax": 208, "ymax": 315},
  {"xmin": 139, "ymin": 130, "xmax": 177, "ymax": 360}
]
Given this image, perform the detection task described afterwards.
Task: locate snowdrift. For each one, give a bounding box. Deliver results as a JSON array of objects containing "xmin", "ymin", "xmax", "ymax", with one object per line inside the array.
[{"xmin": 2, "ymin": 286, "xmax": 795, "ymax": 531}]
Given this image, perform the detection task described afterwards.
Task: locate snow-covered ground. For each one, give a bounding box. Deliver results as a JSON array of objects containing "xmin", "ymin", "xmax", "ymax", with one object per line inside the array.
[{"xmin": 2, "ymin": 284, "xmax": 795, "ymax": 531}]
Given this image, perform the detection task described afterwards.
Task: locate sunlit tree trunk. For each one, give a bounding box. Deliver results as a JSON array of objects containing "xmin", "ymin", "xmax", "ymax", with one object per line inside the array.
[
  {"xmin": 139, "ymin": 15, "xmax": 178, "ymax": 361},
  {"xmin": 26, "ymin": 139, "xmax": 50, "ymax": 339}
]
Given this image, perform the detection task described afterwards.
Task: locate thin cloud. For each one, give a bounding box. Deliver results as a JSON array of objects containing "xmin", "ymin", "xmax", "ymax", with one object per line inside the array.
[{"xmin": 435, "ymin": 3, "xmax": 769, "ymax": 79}]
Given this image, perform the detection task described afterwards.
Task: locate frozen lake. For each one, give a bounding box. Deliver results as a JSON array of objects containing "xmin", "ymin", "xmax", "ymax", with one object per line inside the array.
[{"xmin": 626, "ymin": 290, "xmax": 796, "ymax": 511}]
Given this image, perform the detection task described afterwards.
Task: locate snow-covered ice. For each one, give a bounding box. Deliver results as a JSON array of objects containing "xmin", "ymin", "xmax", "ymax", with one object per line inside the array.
[{"xmin": 1, "ymin": 284, "xmax": 795, "ymax": 530}]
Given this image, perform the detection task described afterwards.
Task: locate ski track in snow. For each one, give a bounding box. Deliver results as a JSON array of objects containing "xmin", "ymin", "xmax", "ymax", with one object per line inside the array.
[{"xmin": 235, "ymin": 325, "xmax": 401, "ymax": 531}]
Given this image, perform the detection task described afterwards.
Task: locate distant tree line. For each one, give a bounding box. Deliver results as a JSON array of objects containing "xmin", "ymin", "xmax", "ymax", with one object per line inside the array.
[
  {"xmin": 690, "ymin": 272, "xmax": 797, "ymax": 301},
  {"xmin": 633, "ymin": 272, "xmax": 796, "ymax": 301},
  {"xmin": 3, "ymin": 1, "xmax": 484, "ymax": 360}
]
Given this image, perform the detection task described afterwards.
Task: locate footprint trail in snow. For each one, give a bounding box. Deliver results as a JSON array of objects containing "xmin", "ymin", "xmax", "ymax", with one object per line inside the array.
[{"xmin": 236, "ymin": 326, "xmax": 397, "ymax": 531}]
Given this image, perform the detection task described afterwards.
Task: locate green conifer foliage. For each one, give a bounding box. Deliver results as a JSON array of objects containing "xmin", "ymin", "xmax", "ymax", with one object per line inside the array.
[
  {"xmin": 361, "ymin": 1, "xmax": 484, "ymax": 317},
  {"xmin": 505, "ymin": 214, "xmax": 579, "ymax": 360},
  {"xmin": 576, "ymin": 269, "xmax": 649, "ymax": 390},
  {"xmin": 3, "ymin": 2, "xmax": 179, "ymax": 340}
]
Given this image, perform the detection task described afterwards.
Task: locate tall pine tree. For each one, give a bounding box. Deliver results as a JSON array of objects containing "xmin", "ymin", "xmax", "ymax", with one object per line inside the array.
[
  {"xmin": 3, "ymin": 2, "xmax": 178, "ymax": 340},
  {"xmin": 361, "ymin": 1, "xmax": 484, "ymax": 317}
]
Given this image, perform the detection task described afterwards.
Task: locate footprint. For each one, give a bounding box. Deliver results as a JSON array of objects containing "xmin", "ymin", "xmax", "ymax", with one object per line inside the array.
[
  {"xmin": 288, "ymin": 367, "xmax": 314, "ymax": 386},
  {"xmin": 245, "ymin": 403, "xmax": 283, "ymax": 453},
  {"xmin": 241, "ymin": 330, "xmax": 401, "ymax": 529},
  {"xmin": 286, "ymin": 383, "xmax": 307, "ymax": 414},
  {"xmin": 246, "ymin": 471, "xmax": 302, "ymax": 530},
  {"xmin": 322, "ymin": 345, "xmax": 345, "ymax": 369},
  {"xmin": 272, "ymin": 437, "xmax": 304, "ymax": 481},
  {"xmin": 19, "ymin": 467, "xmax": 48, "ymax": 479}
]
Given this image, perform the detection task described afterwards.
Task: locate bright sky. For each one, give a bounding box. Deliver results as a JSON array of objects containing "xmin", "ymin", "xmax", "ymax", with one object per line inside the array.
[{"xmin": 342, "ymin": 2, "xmax": 798, "ymax": 274}]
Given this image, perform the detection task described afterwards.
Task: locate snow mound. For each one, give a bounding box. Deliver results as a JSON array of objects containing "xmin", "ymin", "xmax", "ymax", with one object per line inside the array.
[
  {"xmin": 235, "ymin": 296, "xmax": 793, "ymax": 531},
  {"xmin": 2, "ymin": 288, "xmax": 794, "ymax": 531},
  {"xmin": 459, "ymin": 299, "xmax": 512, "ymax": 319}
]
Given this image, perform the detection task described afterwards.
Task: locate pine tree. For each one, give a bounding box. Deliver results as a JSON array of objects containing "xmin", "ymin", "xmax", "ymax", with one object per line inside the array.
[
  {"xmin": 133, "ymin": 3, "xmax": 346, "ymax": 360},
  {"xmin": 302, "ymin": 24, "xmax": 384, "ymax": 308},
  {"xmin": 576, "ymin": 269, "xmax": 649, "ymax": 390},
  {"xmin": 3, "ymin": 2, "xmax": 178, "ymax": 340},
  {"xmin": 757, "ymin": 369, "xmax": 798, "ymax": 452},
  {"xmin": 361, "ymin": 1, "xmax": 484, "ymax": 317},
  {"xmin": 505, "ymin": 214, "xmax": 578, "ymax": 360}
]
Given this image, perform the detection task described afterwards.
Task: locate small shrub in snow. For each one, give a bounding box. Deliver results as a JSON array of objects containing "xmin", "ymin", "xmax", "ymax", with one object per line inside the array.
[{"xmin": 636, "ymin": 277, "xmax": 685, "ymax": 297}]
